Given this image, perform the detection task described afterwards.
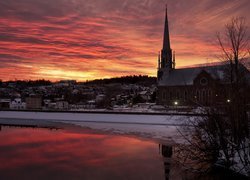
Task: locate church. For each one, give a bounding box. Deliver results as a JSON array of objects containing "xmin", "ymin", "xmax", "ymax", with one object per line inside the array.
[{"xmin": 157, "ymin": 7, "xmax": 249, "ymax": 106}]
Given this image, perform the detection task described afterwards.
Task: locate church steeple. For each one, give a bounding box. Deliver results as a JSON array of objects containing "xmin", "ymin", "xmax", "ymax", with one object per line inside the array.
[
  {"xmin": 160, "ymin": 5, "xmax": 173, "ymax": 69},
  {"xmin": 158, "ymin": 51, "xmax": 161, "ymax": 69},
  {"xmin": 173, "ymin": 51, "xmax": 176, "ymax": 69},
  {"xmin": 163, "ymin": 5, "xmax": 171, "ymax": 52}
]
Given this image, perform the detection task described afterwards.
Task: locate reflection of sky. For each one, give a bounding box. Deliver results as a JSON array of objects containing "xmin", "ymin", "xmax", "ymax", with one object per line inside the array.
[
  {"xmin": 0, "ymin": 127, "xmax": 164, "ymax": 180},
  {"xmin": 0, "ymin": 0, "xmax": 249, "ymax": 81}
]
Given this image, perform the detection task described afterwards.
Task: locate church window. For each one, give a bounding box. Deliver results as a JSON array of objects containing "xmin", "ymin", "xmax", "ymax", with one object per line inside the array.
[
  {"xmin": 176, "ymin": 91, "xmax": 180, "ymax": 99},
  {"xmin": 200, "ymin": 77, "xmax": 208, "ymax": 86},
  {"xmin": 163, "ymin": 91, "xmax": 167, "ymax": 100},
  {"xmin": 202, "ymin": 90, "xmax": 206, "ymax": 102},
  {"xmin": 196, "ymin": 91, "xmax": 200, "ymax": 101},
  {"xmin": 170, "ymin": 91, "xmax": 173, "ymax": 100},
  {"xmin": 184, "ymin": 91, "xmax": 188, "ymax": 101}
]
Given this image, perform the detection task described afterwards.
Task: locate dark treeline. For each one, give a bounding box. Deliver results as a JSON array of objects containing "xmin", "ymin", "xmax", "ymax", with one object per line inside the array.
[
  {"xmin": 0, "ymin": 79, "xmax": 52, "ymax": 87},
  {"xmin": 0, "ymin": 75, "xmax": 157, "ymax": 87},
  {"xmin": 84, "ymin": 75, "xmax": 157, "ymax": 86}
]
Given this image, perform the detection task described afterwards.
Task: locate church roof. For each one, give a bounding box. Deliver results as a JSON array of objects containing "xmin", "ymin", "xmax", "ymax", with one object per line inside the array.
[
  {"xmin": 158, "ymin": 64, "xmax": 227, "ymax": 86},
  {"xmin": 158, "ymin": 61, "xmax": 250, "ymax": 86}
]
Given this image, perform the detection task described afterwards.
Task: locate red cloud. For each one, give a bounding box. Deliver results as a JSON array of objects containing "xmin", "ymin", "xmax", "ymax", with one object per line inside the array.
[{"xmin": 0, "ymin": 0, "xmax": 249, "ymax": 81}]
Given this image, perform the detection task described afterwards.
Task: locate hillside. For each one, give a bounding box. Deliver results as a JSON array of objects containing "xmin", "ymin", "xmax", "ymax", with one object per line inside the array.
[{"xmin": 84, "ymin": 75, "xmax": 157, "ymax": 86}]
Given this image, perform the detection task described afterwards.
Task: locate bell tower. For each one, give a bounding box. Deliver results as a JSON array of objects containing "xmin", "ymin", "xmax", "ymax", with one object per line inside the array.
[{"xmin": 158, "ymin": 5, "xmax": 175, "ymax": 81}]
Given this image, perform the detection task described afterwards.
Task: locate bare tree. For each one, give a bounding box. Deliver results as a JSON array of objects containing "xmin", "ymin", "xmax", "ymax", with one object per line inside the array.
[
  {"xmin": 177, "ymin": 17, "xmax": 250, "ymax": 177},
  {"xmin": 217, "ymin": 17, "xmax": 250, "ymax": 84},
  {"xmin": 216, "ymin": 17, "xmax": 250, "ymax": 144}
]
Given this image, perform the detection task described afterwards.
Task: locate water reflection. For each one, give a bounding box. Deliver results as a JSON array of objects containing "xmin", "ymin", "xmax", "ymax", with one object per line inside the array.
[
  {"xmin": 159, "ymin": 144, "xmax": 173, "ymax": 180},
  {"xmin": 0, "ymin": 126, "xmax": 165, "ymax": 180}
]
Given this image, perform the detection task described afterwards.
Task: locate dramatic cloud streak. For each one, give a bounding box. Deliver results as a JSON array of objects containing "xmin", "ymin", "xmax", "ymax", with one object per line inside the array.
[{"xmin": 0, "ymin": 0, "xmax": 249, "ymax": 81}]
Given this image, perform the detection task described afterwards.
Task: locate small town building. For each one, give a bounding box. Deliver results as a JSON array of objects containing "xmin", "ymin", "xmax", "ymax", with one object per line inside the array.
[
  {"xmin": 55, "ymin": 101, "xmax": 69, "ymax": 110},
  {"xmin": 96, "ymin": 94, "xmax": 106, "ymax": 102},
  {"xmin": 25, "ymin": 95, "xmax": 42, "ymax": 110},
  {"xmin": 54, "ymin": 80, "xmax": 76, "ymax": 87},
  {"xmin": 139, "ymin": 90, "xmax": 151, "ymax": 102},
  {"xmin": 10, "ymin": 98, "xmax": 26, "ymax": 110},
  {"xmin": 0, "ymin": 99, "xmax": 11, "ymax": 109}
]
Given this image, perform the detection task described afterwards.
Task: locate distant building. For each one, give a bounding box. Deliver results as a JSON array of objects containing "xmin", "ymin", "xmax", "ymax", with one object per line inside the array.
[
  {"xmin": 157, "ymin": 7, "xmax": 250, "ymax": 106},
  {"xmin": 55, "ymin": 101, "xmax": 69, "ymax": 110},
  {"xmin": 96, "ymin": 94, "xmax": 106, "ymax": 102},
  {"xmin": 10, "ymin": 98, "xmax": 26, "ymax": 110},
  {"xmin": 86, "ymin": 100, "xmax": 96, "ymax": 109},
  {"xmin": 0, "ymin": 99, "xmax": 11, "ymax": 109},
  {"xmin": 25, "ymin": 95, "xmax": 42, "ymax": 110},
  {"xmin": 139, "ymin": 90, "xmax": 151, "ymax": 102},
  {"xmin": 48, "ymin": 102, "xmax": 56, "ymax": 109},
  {"xmin": 54, "ymin": 80, "xmax": 76, "ymax": 87},
  {"xmin": 43, "ymin": 99, "xmax": 51, "ymax": 109}
]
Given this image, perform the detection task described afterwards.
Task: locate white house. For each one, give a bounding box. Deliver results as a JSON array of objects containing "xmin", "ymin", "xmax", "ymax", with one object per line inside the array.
[
  {"xmin": 55, "ymin": 101, "xmax": 69, "ymax": 110},
  {"xmin": 10, "ymin": 98, "xmax": 26, "ymax": 110}
]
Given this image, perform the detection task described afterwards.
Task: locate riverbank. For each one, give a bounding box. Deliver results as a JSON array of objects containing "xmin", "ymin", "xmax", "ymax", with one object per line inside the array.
[
  {"xmin": 0, "ymin": 110, "xmax": 192, "ymax": 143},
  {"xmin": 0, "ymin": 108, "xmax": 205, "ymax": 116},
  {"xmin": 0, "ymin": 110, "xmax": 192, "ymax": 126}
]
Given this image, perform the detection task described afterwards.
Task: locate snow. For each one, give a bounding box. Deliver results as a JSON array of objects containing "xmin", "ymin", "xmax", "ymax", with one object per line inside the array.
[
  {"xmin": 1, "ymin": 111, "xmax": 248, "ymax": 177},
  {"xmin": 0, "ymin": 111, "xmax": 192, "ymax": 143},
  {"xmin": 0, "ymin": 111, "xmax": 188, "ymax": 125}
]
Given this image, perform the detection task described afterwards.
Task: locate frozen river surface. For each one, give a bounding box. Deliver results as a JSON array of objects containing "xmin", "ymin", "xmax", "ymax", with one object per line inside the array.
[{"xmin": 0, "ymin": 111, "xmax": 192, "ymax": 143}]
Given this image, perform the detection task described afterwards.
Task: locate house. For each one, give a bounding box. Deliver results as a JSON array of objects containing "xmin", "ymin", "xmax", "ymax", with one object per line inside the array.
[
  {"xmin": 96, "ymin": 94, "xmax": 106, "ymax": 102},
  {"xmin": 139, "ymin": 90, "xmax": 151, "ymax": 102},
  {"xmin": 55, "ymin": 101, "xmax": 69, "ymax": 110},
  {"xmin": 25, "ymin": 95, "xmax": 42, "ymax": 110},
  {"xmin": 0, "ymin": 99, "xmax": 11, "ymax": 109},
  {"xmin": 10, "ymin": 98, "xmax": 26, "ymax": 110}
]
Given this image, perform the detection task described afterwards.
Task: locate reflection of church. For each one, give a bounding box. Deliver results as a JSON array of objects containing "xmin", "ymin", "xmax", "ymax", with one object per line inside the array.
[
  {"xmin": 159, "ymin": 144, "xmax": 173, "ymax": 180},
  {"xmin": 157, "ymin": 7, "xmax": 250, "ymax": 106}
]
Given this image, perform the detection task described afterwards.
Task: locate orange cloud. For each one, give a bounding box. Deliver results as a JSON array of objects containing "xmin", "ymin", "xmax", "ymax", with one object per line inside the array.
[{"xmin": 0, "ymin": 0, "xmax": 249, "ymax": 81}]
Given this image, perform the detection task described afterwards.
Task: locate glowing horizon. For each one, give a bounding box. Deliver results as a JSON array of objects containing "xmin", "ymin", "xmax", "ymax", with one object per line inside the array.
[{"xmin": 0, "ymin": 0, "xmax": 249, "ymax": 81}]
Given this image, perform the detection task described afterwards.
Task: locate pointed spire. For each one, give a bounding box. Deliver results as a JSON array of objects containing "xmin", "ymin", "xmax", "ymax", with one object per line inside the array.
[
  {"xmin": 161, "ymin": 4, "xmax": 172, "ymax": 69},
  {"xmin": 158, "ymin": 51, "xmax": 161, "ymax": 69},
  {"xmin": 173, "ymin": 51, "xmax": 176, "ymax": 69},
  {"xmin": 162, "ymin": 4, "xmax": 171, "ymax": 51}
]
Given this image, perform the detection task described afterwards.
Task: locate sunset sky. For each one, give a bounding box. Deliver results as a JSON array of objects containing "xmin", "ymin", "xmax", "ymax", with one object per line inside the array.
[{"xmin": 0, "ymin": 0, "xmax": 249, "ymax": 81}]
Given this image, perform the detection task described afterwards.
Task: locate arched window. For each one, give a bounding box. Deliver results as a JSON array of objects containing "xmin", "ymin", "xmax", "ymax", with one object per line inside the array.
[
  {"xmin": 203, "ymin": 90, "xmax": 206, "ymax": 101},
  {"xmin": 184, "ymin": 91, "xmax": 188, "ymax": 101},
  {"xmin": 176, "ymin": 91, "xmax": 180, "ymax": 99},
  {"xmin": 162, "ymin": 91, "xmax": 165, "ymax": 100},
  {"xmin": 170, "ymin": 91, "xmax": 173, "ymax": 100},
  {"xmin": 196, "ymin": 90, "xmax": 200, "ymax": 101}
]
